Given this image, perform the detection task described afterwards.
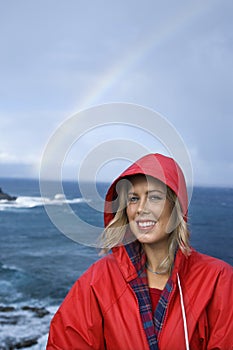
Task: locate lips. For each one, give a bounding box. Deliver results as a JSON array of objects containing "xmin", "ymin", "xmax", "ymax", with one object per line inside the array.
[{"xmin": 136, "ymin": 220, "xmax": 156, "ymax": 231}]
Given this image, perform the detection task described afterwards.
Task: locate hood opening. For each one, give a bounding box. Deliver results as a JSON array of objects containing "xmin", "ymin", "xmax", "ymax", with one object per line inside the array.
[{"xmin": 104, "ymin": 153, "xmax": 188, "ymax": 228}]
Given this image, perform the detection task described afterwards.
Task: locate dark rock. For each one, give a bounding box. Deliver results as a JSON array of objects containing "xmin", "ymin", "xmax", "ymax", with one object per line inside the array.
[
  {"xmin": 0, "ymin": 306, "xmax": 15, "ymax": 312},
  {"xmin": 10, "ymin": 337, "xmax": 38, "ymax": 349},
  {"xmin": 0, "ymin": 188, "xmax": 17, "ymax": 201},
  {"xmin": 0, "ymin": 315, "xmax": 20, "ymax": 325},
  {"xmin": 21, "ymin": 305, "xmax": 50, "ymax": 318}
]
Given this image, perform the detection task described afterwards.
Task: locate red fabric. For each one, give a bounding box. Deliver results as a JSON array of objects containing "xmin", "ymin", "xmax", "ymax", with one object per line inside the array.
[
  {"xmin": 149, "ymin": 287, "xmax": 163, "ymax": 314},
  {"xmin": 47, "ymin": 154, "xmax": 233, "ymax": 349},
  {"xmin": 104, "ymin": 153, "xmax": 188, "ymax": 227},
  {"xmin": 46, "ymin": 248, "xmax": 233, "ymax": 349}
]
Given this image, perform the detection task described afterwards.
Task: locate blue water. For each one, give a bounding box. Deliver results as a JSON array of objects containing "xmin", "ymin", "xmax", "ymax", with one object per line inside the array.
[{"xmin": 0, "ymin": 178, "xmax": 232, "ymax": 349}]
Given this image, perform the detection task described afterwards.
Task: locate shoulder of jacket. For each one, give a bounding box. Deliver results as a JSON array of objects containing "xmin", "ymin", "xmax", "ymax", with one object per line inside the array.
[
  {"xmin": 174, "ymin": 250, "xmax": 233, "ymax": 308},
  {"xmin": 79, "ymin": 253, "xmax": 120, "ymax": 284},
  {"xmin": 187, "ymin": 249, "xmax": 233, "ymax": 276}
]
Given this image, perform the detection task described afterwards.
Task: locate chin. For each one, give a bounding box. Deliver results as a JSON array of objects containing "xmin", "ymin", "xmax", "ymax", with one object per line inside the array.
[{"xmin": 136, "ymin": 234, "xmax": 157, "ymax": 244}]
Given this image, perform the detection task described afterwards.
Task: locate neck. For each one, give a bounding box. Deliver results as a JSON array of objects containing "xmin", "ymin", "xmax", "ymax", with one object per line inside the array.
[{"xmin": 143, "ymin": 243, "xmax": 168, "ymax": 272}]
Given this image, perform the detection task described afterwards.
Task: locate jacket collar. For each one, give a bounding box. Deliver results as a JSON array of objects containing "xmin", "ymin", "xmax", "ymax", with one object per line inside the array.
[
  {"xmin": 112, "ymin": 241, "xmax": 145, "ymax": 282},
  {"xmin": 112, "ymin": 241, "xmax": 190, "ymax": 283}
]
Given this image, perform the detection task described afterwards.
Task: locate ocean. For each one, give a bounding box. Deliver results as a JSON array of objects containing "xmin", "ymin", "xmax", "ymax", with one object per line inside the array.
[{"xmin": 0, "ymin": 178, "xmax": 232, "ymax": 349}]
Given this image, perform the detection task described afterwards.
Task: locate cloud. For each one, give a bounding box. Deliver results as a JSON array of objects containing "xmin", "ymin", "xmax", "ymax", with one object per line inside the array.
[{"xmin": 0, "ymin": 0, "xmax": 232, "ymax": 186}]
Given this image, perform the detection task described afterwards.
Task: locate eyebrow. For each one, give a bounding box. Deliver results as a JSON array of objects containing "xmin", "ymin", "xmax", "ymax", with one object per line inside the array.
[{"xmin": 127, "ymin": 189, "xmax": 166, "ymax": 195}]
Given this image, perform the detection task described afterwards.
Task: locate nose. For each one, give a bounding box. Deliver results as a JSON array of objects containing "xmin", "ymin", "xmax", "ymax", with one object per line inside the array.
[{"xmin": 137, "ymin": 198, "xmax": 150, "ymax": 214}]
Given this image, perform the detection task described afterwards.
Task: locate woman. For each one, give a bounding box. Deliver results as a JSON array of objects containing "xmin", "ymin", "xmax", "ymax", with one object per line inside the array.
[{"xmin": 47, "ymin": 153, "xmax": 233, "ymax": 350}]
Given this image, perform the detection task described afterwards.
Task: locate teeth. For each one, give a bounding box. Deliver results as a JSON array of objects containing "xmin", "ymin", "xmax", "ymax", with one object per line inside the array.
[{"xmin": 138, "ymin": 221, "xmax": 155, "ymax": 228}]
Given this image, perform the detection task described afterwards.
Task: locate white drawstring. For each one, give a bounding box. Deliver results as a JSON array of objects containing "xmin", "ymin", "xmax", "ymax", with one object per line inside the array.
[{"xmin": 177, "ymin": 273, "xmax": 190, "ymax": 350}]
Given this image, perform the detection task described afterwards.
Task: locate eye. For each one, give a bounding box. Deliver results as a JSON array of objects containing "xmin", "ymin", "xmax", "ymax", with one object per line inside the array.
[
  {"xmin": 127, "ymin": 195, "xmax": 139, "ymax": 203},
  {"xmin": 148, "ymin": 194, "xmax": 164, "ymax": 202}
]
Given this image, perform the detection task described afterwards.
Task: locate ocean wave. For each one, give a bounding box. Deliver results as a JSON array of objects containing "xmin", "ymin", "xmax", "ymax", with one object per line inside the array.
[
  {"xmin": 0, "ymin": 194, "xmax": 89, "ymax": 211},
  {"xmin": 0, "ymin": 303, "xmax": 56, "ymax": 349},
  {"xmin": 0, "ymin": 263, "xmax": 26, "ymax": 304},
  {"xmin": 0, "ymin": 262, "xmax": 24, "ymax": 273}
]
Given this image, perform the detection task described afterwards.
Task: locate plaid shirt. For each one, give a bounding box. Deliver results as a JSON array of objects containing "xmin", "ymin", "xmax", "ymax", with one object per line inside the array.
[{"xmin": 125, "ymin": 242, "xmax": 173, "ymax": 350}]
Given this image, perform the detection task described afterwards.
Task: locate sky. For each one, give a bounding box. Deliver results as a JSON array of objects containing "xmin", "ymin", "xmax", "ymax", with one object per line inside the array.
[{"xmin": 0, "ymin": 0, "xmax": 233, "ymax": 187}]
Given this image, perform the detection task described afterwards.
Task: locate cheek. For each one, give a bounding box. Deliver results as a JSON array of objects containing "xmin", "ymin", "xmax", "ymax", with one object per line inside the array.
[
  {"xmin": 126, "ymin": 205, "xmax": 136, "ymax": 221},
  {"xmin": 153, "ymin": 205, "xmax": 164, "ymax": 217},
  {"xmin": 154, "ymin": 200, "xmax": 171, "ymax": 220},
  {"xmin": 149, "ymin": 202, "xmax": 167, "ymax": 218}
]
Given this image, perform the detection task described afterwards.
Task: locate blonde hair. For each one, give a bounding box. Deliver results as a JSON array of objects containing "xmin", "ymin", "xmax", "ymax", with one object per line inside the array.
[{"xmin": 100, "ymin": 176, "xmax": 191, "ymax": 274}]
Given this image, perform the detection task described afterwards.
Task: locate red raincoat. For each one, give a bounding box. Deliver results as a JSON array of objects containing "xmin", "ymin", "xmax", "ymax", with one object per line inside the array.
[
  {"xmin": 47, "ymin": 154, "xmax": 233, "ymax": 349},
  {"xmin": 47, "ymin": 246, "xmax": 233, "ymax": 349}
]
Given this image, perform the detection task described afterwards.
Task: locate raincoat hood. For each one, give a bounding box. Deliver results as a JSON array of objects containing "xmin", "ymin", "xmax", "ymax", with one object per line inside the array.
[{"xmin": 104, "ymin": 153, "xmax": 188, "ymax": 227}]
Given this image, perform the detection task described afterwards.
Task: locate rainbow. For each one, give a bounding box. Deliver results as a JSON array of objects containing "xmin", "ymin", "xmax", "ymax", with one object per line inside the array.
[{"xmin": 76, "ymin": 2, "xmax": 209, "ymax": 110}]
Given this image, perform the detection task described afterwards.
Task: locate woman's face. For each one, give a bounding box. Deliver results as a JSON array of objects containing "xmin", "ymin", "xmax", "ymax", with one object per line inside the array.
[{"xmin": 126, "ymin": 175, "xmax": 173, "ymax": 247}]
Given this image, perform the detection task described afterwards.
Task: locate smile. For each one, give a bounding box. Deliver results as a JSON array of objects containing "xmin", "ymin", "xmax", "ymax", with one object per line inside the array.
[{"xmin": 137, "ymin": 221, "xmax": 156, "ymax": 229}]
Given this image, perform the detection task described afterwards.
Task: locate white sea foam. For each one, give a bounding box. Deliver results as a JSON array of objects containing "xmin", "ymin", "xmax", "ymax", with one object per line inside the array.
[
  {"xmin": 28, "ymin": 333, "xmax": 49, "ymax": 349},
  {"xmin": 1, "ymin": 263, "xmax": 24, "ymax": 272},
  {"xmin": 0, "ymin": 303, "xmax": 58, "ymax": 349},
  {"xmin": 17, "ymin": 306, "xmax": 59, "ymax": 349},
  {"xmin": 0, "ymin": 194, "xmax": 88, "ymax": 211}
]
